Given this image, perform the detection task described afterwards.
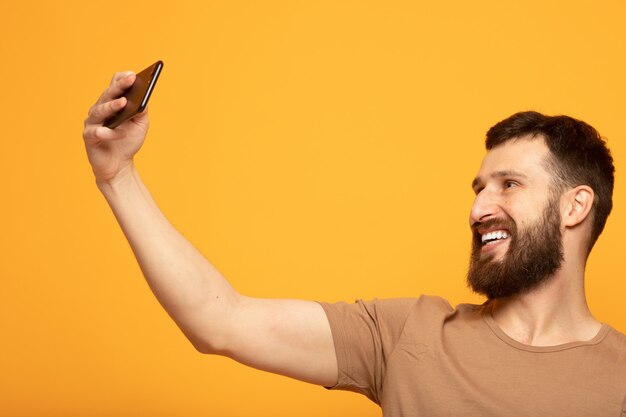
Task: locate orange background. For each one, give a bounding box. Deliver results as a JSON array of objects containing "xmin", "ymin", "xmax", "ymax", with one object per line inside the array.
[{"xmin": 1, "ymin": 1, "xmax": 625, "ymax": 415}]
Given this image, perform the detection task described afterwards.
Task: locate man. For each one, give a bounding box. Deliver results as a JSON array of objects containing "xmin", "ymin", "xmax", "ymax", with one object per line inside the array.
[{"xmin": 83, "ymin": 72, "xmax": 626, "ymax": 416}]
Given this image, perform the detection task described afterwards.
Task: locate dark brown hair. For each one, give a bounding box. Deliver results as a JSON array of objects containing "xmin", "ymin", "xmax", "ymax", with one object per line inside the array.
[{"xmin": 485, "ymin": 111, "xmax": 615, "ymax": 250}]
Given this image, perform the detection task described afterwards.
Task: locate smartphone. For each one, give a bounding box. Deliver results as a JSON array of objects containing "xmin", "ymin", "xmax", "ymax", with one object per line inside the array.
[{"xmin": 104, "ymin": 60, "xmax": 164, "ymax": 129}]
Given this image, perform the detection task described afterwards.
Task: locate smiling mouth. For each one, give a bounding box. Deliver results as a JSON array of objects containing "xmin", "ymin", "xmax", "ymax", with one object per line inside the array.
[{"xmin": 481, "ymin": 230, "xmax": 510, "ymax": 246}]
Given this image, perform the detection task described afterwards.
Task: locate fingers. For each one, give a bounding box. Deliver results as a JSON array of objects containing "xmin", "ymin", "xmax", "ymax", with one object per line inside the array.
[
  {"xmin": 83, "ymin": 70, "xmax": 141, "ymax": 144},
  {"xmin": 95, "ymin": 72, "xmax": 136, "ymax": 107},
  {"xmin": 84, "ymin": 93, "xmax": 129, "ymax": 144},
  {"xmin": 83, "ymin": 123, "xmax": 127, "ymax": 145},
  {"xmin": 85, "ymin": 96, "xmax": 127, "ymax": 126},
  {"xmin": 110, "ymin": 70, "xmax": 134, "ymax": 84},
  {"xmin": 107, "ymin": 72, "xmax": 136, "ymax": 101},
  {"xmin": 86, "ymin": 71, "xmax": 136, "ymax": 125}
]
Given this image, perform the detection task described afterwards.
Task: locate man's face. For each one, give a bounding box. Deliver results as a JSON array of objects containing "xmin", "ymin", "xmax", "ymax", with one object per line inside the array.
[{"xmin": 467, "ymin": 137, "xmax": 565, "ymax": 299}]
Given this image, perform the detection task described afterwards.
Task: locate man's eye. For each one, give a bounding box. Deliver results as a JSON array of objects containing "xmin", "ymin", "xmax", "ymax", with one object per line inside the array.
[{"xmin": 505, "ymin": 181, "xmax": 518, "ymax": 189}]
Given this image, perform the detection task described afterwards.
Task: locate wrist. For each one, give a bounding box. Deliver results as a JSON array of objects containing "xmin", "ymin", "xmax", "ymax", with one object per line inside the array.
[{"xmin": 96, "ymin": 163, "xmax": 139, "ymax": 195}]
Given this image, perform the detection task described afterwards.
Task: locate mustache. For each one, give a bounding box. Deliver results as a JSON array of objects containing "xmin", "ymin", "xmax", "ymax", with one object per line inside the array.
[{"xmin": 471, "ymin": 217, "xmax": 516, "ymax": 234}]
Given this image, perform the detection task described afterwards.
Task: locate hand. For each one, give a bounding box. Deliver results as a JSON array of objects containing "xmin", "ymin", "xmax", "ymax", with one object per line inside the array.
[{"xmin": 83, "ymin": 71, "xmax": 150, "ymax": 185}]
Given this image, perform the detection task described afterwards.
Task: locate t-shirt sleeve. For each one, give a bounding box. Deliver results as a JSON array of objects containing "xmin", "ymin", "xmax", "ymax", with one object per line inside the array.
[{"xmin": 317, "ymin": 297, "xmax": 420, "ymax": 404}]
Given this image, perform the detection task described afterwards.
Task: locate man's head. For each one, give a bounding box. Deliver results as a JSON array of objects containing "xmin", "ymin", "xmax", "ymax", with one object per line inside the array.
[{"xmin": 467, "ymin": 111, "xmax": 614, "ymax": 300}]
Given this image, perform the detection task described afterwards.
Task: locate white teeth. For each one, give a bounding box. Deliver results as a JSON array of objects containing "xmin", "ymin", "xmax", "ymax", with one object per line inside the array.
[{"xmin": 481, "ymin": 230, "xmax": 510, "ymax": 244}]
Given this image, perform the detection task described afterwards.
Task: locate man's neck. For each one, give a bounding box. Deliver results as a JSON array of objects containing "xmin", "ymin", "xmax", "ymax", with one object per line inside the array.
[{"xmin": 489, "ymin": 264, "xmax": 602, "ymax": 346}]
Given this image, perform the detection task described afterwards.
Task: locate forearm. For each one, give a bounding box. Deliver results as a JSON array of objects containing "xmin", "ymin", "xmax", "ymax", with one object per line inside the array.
[
  {"xmin": 84, "ymin": 73, "xmax": 338, "ymax": 384},
  {"xmin": 98, "ymin": 164, "xmax": 238, "ymax": 351}
]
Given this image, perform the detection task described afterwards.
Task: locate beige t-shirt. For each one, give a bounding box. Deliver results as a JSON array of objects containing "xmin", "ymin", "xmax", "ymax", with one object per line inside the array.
[{"xmin": 319, "ymin": 295, "xmax": 626, "ymax": 417}]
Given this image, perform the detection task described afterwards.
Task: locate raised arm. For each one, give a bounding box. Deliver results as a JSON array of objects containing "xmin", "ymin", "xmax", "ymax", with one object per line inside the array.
[{"xmin": 82, "ymin": 72, "xmax": 338, "ymax": 386}]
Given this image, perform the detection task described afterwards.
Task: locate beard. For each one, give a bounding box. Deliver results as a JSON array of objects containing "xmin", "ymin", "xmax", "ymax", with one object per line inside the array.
[{"xmin": 467, "ymin": 195, "xmax": 564, "ymax": 300}]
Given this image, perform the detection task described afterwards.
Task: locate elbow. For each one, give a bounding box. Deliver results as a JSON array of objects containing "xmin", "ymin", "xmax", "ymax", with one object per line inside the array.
[
  {"xmin": 190, "ymin": 338, "xmax": 213, "ymax": 354},
  {"xmin": 181, "ymin": 292, "xmax": 242, "ymax": 355},
  {"xmin": 186, "ymin": 332, "xmax": 230, "ymax": 355}
]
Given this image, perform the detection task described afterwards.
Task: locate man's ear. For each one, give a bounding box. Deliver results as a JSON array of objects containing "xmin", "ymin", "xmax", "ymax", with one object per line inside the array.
[{"xmin": 562, "ymin": 186, "xmax": 594, "ymax": 228}]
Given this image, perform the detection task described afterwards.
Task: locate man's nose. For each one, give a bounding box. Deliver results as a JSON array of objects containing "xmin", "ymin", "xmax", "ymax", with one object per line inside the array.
[{"xmin": 469, "ymin": 189, "xmax": 500, "ymax": 226}]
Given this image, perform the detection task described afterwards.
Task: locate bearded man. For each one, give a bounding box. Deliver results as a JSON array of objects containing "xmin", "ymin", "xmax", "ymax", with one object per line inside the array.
[{"xmin": 84, "ymin": 72, "xmax": 626, "ymax": 416}]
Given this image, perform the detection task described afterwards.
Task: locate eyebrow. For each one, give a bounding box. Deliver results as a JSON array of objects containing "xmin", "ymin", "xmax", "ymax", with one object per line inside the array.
[{"xmin": 471, "ymin": 170, "xmax": 528, "ymax": 191}]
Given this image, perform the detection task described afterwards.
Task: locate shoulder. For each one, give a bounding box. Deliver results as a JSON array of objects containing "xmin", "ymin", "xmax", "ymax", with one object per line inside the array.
[
  {"xmin": 319, "ymin": 294, "xmax": 454, "ymax": 322},
  {"xmin": 602, "ymin": 325, "xmax": 626, "ymax": 357},
  {"xmin": 598, "ymin": 327, "xmax": 626, "ymax": 411},
  {"xmin": 607, "ymin": 325, "xmax": 626, "ymax": 343},
  {"xmin": 318, "ymin": 295, "xmax": 459, "ymax": 342}
]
